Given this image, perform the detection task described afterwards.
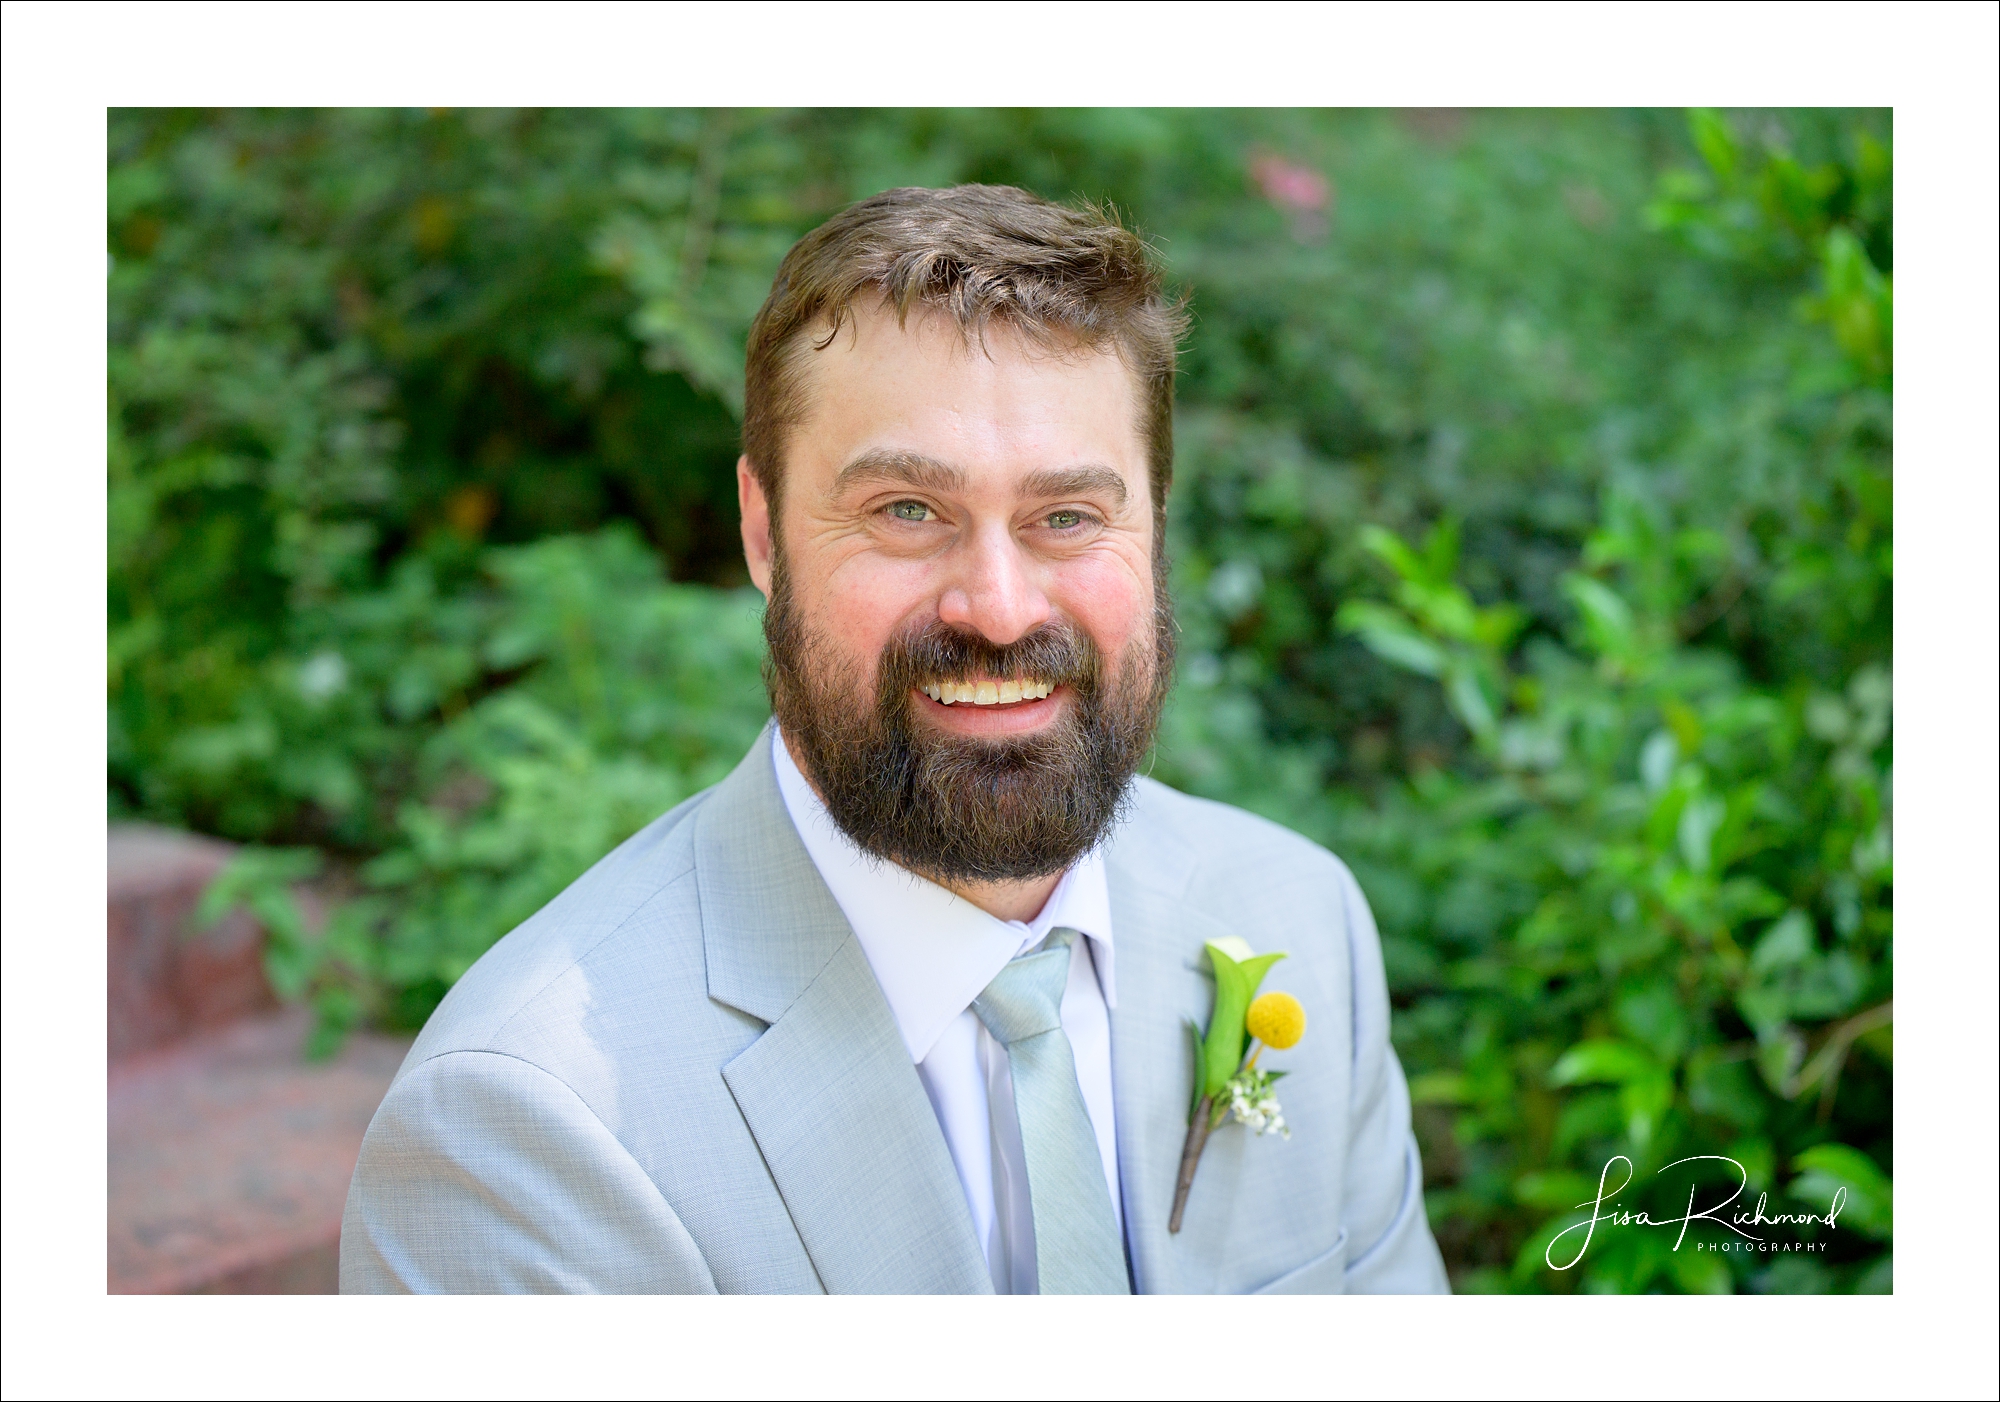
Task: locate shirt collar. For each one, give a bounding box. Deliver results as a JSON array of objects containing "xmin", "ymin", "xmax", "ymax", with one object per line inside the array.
[{"xmin": 771, "ymin": 727, "xmax": 1116, "ymax": 1064}]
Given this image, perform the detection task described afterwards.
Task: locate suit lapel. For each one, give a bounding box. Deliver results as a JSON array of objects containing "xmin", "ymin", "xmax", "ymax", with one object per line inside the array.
[
  {"xmin": 699, "ymin": 729, "xmax": 991, "ymax": 1295},
  {"xmin": 721, "ymin": 935, "xmax": 992, "ymax": 1294}
]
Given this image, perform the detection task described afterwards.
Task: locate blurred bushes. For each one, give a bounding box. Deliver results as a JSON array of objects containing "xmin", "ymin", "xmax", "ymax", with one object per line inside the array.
[{"xmin": 108, "ymin": 108, "xmax": 1889, "ymax": 1292}]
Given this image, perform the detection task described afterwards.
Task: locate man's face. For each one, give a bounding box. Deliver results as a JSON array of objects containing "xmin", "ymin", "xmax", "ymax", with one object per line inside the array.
[{"xmin": 739, "ymin": 301, "xmax": 1171, "ymax": 882}]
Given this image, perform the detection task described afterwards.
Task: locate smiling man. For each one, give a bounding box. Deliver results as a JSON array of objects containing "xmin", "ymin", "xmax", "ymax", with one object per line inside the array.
[{"xmin": 341, "ymin": 185, "xmax": 1448, "ymax": 1294}]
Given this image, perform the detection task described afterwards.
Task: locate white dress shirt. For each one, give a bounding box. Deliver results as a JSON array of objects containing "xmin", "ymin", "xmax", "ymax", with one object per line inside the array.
[{"xmin": 772, "ymin": 728, "xmax": 1122, "ymax": 1293}]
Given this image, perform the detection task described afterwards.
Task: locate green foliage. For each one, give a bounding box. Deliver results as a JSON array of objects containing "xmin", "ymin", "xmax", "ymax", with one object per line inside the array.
[
  {"xmin": 199, "ymin": 528, "xmax": 770, "ymax": 1035},
  {"xmin": 1155, "ymin": 109, "xmax": 1891, "ymax": 1294},
  {"xmin": 110, "ymin": 108, "xmax": 1888, "ymax": 1291}
]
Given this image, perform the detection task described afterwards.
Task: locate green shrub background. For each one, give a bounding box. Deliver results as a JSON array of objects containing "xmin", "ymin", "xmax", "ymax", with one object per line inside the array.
[{"xmin": 110, "ymin": 108, "xmax": 1891, "ymax": 1293}]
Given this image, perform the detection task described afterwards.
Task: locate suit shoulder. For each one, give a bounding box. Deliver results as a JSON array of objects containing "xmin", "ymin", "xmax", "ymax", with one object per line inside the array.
[
  {"xmin": 1120, "ymin": 775, "xmax": 1356, "ymax": 891},
  {"xmin": 402, "ymin": 787, "xmax": 714, "ymax": 1061},
  {"xmin": 1115, "ymin": 779, "xmax": 1386, "ymax": 1012}
]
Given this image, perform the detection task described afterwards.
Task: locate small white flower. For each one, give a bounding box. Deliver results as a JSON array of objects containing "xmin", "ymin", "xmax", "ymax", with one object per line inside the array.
[
  {"xmin": 1210, "ymin": 935, "xmax": 1258, "ymax": 963},
  {"xmin": 1225, "ymin": 1066, "xmax": 1291, "ymax": 1138}
]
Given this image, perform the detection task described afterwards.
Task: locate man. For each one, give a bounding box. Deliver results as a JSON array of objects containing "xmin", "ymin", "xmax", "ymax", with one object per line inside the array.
[{"xmin": 341, "ymin": 184, "xmax": 1448, "ymax": 1294}]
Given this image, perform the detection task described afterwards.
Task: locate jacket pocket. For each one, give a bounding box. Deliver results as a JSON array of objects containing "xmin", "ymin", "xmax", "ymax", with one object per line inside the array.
[{"xmin": 1250, "ymin": 1229, "xmax": 1348, "ymax": 1295}]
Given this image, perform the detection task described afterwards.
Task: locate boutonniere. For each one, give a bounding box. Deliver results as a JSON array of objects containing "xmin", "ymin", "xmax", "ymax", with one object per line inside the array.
[{"xmin": 1169, "ymin": 936, "xmax": 1307, "ymax": 1233}]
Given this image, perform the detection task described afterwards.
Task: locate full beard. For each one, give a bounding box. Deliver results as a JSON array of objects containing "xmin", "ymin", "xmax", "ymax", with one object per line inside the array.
[{"xmin": 763, "ymin": 563, "xmax": 1175, "ymax": 885}]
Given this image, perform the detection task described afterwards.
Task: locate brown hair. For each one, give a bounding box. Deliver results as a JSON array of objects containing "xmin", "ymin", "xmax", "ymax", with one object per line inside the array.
[{"xmin": 741, "ymin": 184, "xmax": 1187, "ymax": 531}]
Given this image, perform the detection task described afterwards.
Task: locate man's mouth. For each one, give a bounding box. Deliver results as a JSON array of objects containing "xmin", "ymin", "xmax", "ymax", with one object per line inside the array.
[{"xmin": 919, "ymin": 678, "xmax": 1058, "ymax": 707}]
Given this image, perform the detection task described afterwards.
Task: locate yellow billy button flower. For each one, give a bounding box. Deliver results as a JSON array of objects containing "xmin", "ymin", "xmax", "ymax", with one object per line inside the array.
[{"xmin": 1246, "ymin": 991, "xmax": 1306, "ymax": 1050}]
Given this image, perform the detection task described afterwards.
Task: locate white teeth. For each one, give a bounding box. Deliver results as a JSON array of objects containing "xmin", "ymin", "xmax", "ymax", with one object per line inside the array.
[{"xmin": 926, "ymin": 679, "xmax": 1055, "ymax": 705}]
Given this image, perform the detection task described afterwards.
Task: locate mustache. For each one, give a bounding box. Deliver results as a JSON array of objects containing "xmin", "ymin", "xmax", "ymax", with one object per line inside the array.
[
  {"xmin": 878, "ymin": 618, "xmax": 1101, "ymax": 699},
  {"xmin": 760, "ymin": 567, "xmax": 1174, "ymax": 884}
]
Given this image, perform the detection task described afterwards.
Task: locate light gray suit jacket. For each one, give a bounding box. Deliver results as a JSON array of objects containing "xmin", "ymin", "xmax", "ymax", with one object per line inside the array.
[{"xmin": 340, "ymin": 728, "xmax": 1449, "ymax": 1293}]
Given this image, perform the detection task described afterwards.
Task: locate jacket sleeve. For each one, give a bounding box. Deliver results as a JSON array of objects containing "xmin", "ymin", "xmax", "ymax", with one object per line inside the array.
[
  {"xmin": 1332, "ymin": 860, "xmax": 1452, "ymax": 1294},
  {"xmin": 339, "ymin": 1049, "xmax": 719, "ymax": 1294}
]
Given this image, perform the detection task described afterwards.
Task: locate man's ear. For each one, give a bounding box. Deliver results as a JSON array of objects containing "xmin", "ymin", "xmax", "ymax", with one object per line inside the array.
[{"xmin": 738, "ymin": 455, "xmax": 774, "ymax": 599}]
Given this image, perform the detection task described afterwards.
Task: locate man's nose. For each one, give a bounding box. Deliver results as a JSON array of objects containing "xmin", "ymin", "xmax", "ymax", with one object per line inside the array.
[{"xmin": 935, "ymin": 522, "xmax": 1052, "ymax": 645}]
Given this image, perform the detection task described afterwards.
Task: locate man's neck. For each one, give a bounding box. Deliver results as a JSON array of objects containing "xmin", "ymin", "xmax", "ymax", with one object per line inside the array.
[{"xmin": 935, "ymin": 870, "xmax": 1064, "ymax": 925}]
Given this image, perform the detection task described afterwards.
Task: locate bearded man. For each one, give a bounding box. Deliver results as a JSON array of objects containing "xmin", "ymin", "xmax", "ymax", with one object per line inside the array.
[{"xmin": 341, "ymin": 185, "xmax": 1449, "ymax": 1295}]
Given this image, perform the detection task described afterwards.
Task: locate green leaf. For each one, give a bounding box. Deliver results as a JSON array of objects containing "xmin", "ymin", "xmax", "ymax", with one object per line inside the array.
[
  {"xmin": 305, "ymin": 988, "xmax": 361, "ymax": 1062},
  {"xmin": 1358, "ymin": 525, "xmax": 1432, "ymax": 585},
  {"xmin": 1550, "ymin": 1039, "xmax": 1657, "ymax": 1087},
  {"xmin": 1750, "ymin": 911, "xmax": 1814, "ymax": 976},
  {"xmin": 1444, "ymin": 666, "xmax": 1498, "ymax": 737},
  {"xmin": 194, "ymin": 846, "xmax": 322, "ymax": 931},
  {"xmin": 1421, "ymin": 518, "xmax": 1463, "ymax": 582},
  {"xmin": 1618, "ymin": 1073, "xmax": 1675, "ymax": 1148},
  {"xmin": 1562, "ymin": 574, "xmax": 1635, "ymax": 660},
  {"xmin": 1186, "ymin": 1018, "xmax": 1207, "ymax": 1118},
  {"xmin": 1409, "ymin": 1071, "xmax": 1472, "ymax": 1105},
  {"xmin": 1614, "ymin": 983, "xmax": 1691, "ymax": 1064},
  {"xmin": 1514, "ymin": 1170, "xmax": 1595, "ymax": 1211},
  {"xmin": 1741, "ymin": 913, "xmax": 1865, "ymax": 1031},
  {"xmin": 1200, "ymin": 941, "xmax": 1285, "ymax": 1099},
  {"xmin": 1851, "ymin": 1253, "xmax": 1893, "ymax": 1294},
  {"xmin": 1677, "ymin": 794, "xmax": 1726, "ymax": 873},
  {"xmin": 1337, "ymin": 601, "xmax": 1445, "ymax": 677},
  {"xmin": 1687, "ymin": 108, "xmax": 1738, "ymax": 181},
  {"xmin": 1814, "ymin": 228, "xmax": 1892, "ymax": 382},
  {"xmin": 1667, "ymin": 1247, "xmax": 1734, "ymax": 1294},
  {"xmin": 1791, "ymin": 1144, "xmax": 1891, "ymax": 1239}
]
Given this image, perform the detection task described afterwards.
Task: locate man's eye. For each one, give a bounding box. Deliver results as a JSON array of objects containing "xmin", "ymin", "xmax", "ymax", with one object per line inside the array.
[
  {"xmin": 1046, "ymin": 509, "xmax": 1085, "ymax": 529},
  {"xmin": 887, "ymin": 501, "xmax": 932, "ymax": 522}
]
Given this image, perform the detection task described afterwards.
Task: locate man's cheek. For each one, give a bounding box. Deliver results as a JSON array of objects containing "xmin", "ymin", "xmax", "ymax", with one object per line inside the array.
[
  {"xmin": 822, "ymin": 561, "xmax": 932, "ymax": 636},
  {"xmin": 1058, "ymin": 573, "xmax": 1152, "ymax": 661}
]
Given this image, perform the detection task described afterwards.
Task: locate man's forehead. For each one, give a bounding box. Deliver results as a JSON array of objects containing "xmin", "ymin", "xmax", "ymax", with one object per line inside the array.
[{"xmin": 791, "ymin": 302, "xmax": 1145, "ymax": 479}]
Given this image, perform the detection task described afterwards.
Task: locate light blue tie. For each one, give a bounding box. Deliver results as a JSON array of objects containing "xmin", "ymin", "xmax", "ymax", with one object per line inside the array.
[{"xmin": 972, "ymin": 929, "xmax": 1129, "ymax": 1295}]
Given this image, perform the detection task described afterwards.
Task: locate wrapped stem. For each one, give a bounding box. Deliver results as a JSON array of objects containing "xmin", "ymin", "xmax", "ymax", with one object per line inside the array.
[{"xmin": 1169, "ymin": 1094, "xmax": 1229, "ymax": 1232}]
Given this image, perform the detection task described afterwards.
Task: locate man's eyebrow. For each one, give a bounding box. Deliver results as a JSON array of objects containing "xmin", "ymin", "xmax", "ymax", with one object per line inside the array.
[
  {"xmin": 830, "ymin": 452, "xmax": 1130, "ymax": 509},
  {"xmin": 1020, "ymin": 465, "xmax": 1128, "ymax": 508},
  {"xmin": 831, "ymin": 450, "xmax": 968, "ymax": 497}
]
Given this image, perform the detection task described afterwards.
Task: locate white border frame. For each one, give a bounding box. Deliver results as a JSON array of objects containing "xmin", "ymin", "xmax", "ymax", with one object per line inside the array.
[{"xmin": 5, "ymin": 3, "xmax": 1994, "ymax": 1398}]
